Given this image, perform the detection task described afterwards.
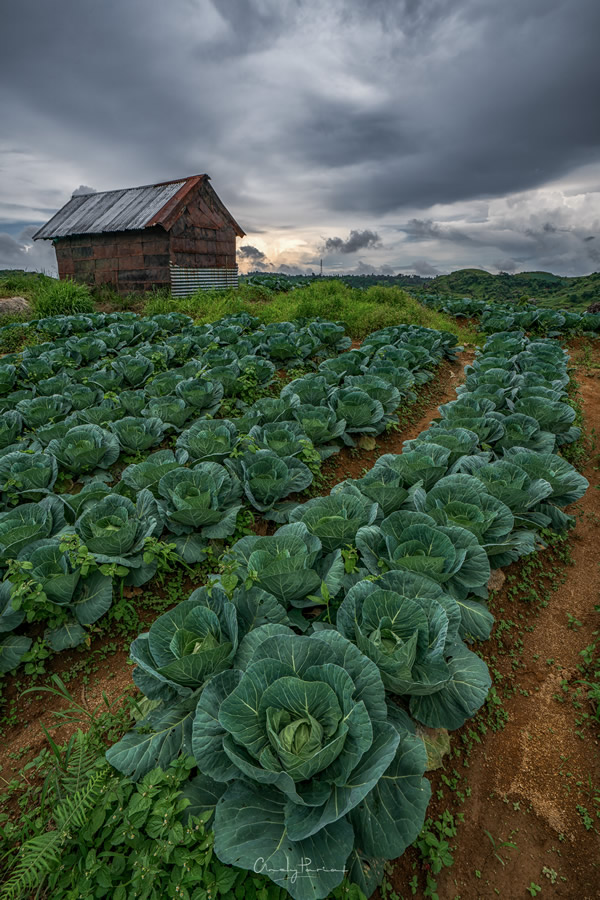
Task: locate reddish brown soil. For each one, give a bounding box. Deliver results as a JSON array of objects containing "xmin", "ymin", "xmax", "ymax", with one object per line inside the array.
[{"xmin": 383, "ymin": 346, "xmax": 600, "ymax": 900}]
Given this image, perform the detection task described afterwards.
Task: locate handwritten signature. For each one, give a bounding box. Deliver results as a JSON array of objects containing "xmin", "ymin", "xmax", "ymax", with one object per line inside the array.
[{"xmin": 254, "ymin": 857, "xmax": 348, "ymax": 883}]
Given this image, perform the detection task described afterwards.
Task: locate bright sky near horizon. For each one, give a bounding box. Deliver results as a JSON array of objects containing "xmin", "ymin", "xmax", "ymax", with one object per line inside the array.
[{"xmin": 1, "ymin": 0, "xmax": 599, "ymax": 277}]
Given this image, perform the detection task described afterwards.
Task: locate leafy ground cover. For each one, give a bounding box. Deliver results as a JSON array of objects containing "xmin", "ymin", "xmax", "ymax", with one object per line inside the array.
[
  {"xmin": 0, "ymin": 281, "xmax": 597, "ymax": 899},
  {"xmin": 419, "ymin": 292, "xmax": 600, "ymax": 337}
]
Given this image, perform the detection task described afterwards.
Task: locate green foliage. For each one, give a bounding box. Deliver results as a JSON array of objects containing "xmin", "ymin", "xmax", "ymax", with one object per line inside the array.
[
  {"xmin": 426, "ymin": 267, "xmax": 600, "ymax": 312},
  {"xmin": 143, "ymin": 280, "xmax": 481, "ymax": 343},
  {"xmin": 31, "ymin": 275, "xmax": 95, "ymax": 317}
]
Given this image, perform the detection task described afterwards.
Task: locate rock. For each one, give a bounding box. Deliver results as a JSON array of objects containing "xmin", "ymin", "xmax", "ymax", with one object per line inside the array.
[
  {"xmin": 488, "ymin": 568, "xmax": 506, "ymax": 593},
  {"xmin": 586, "ymin": 301, "xmax": 600, "ymax": 315},
  {"xmin": 0, "ymin": 296, "xmax": 30, "ymax": 316}
]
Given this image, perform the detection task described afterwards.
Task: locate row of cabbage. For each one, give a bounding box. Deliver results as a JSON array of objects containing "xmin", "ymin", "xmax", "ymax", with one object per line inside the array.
[
  {"xmin": 104, "ymin": 330, "xmax": 589, "ymax": 899},
  {"xmin": 0, "ymin": 312, "xmax": 458, "ymax": 669},
  {"xmin": 420, "ymin": 293, "xmax": 600, "ymax": 335}
]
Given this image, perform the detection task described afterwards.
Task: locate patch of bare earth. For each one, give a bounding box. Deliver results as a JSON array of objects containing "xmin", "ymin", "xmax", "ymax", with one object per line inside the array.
[{"xmin": 384, "ymin": 346, "xmax": 600, "ymax": 900}]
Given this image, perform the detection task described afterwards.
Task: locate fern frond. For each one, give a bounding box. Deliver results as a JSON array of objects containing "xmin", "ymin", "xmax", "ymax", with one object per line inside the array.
[
  {"xmin": 54, "ymin": 767, "xmax": 108, "ymax": 833},
  {"xmin": 0, "ymin": 767, "xmax": 108, "ymax": 900},
  {"xmin": 58, "ymin": 729, "xmax": 101, "ymax": 796},
  {"xmin": 0, "ymin": 832, "xmax": 64, "ymax": 900}
]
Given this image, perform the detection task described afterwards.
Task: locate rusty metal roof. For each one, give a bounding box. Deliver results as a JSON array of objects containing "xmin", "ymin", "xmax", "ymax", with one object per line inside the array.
[{"xmin": 33, "ymin": 174, "xmax": 236, "ymax": 240}]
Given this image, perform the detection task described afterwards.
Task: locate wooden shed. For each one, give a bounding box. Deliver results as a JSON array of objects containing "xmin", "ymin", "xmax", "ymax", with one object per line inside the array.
[{"xmin": 33, "ymin": 175, "xmax": 245, "ymax": 295}]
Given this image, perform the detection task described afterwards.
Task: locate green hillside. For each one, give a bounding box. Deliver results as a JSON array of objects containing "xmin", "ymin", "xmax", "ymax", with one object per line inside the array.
[{"xmin": 427, "ymin": 268, "xmax": 600, "ymax": 311}]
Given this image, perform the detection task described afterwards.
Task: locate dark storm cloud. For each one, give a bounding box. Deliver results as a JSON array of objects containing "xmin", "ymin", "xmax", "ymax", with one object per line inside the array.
[
  {"xmin": 0, "ymin": 0, "xmax": 599, "ymax": 276},
  {"xmin": 238, "ymin": 245, "xmax": 267, "ymax": 262},
  {"xmin": 324, "ymin": 230, "xmax": 381, "ymax": 254}
]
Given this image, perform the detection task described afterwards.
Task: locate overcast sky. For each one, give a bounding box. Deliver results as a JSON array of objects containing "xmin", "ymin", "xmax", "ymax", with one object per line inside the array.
[{"xmin": 1, "ymin": 0, "xmax": 599, "ymax": 277}]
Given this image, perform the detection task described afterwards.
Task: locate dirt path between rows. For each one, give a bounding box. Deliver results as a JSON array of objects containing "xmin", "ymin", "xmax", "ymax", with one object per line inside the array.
[
  {"xmin": 0, "ymin": 349, "xmax": 475, "ymax": 802},
  {"xmin": 386, "ymin": 350, "xmax": 600, "ymax": 900}
]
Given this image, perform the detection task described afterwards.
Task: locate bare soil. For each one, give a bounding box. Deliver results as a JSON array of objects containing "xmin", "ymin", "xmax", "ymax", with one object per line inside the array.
[{"xmin": 383, "ymin": 345, "xmax": 600, "ymax": 900}]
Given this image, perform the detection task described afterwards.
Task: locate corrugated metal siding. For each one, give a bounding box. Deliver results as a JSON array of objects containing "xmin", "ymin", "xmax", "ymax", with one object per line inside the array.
[
  {"xmin": 170, "ymin": 265, "xmax": 238, "ymax": 296},
  {"xmin": 33, "ymin": 182, "xmax": 186, "ymax": 239}
]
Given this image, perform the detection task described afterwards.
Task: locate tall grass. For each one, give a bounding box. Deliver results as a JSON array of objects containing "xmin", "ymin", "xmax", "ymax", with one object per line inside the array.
[
  {"xmin": 32, "ymin": 277, "xmax": 94, "ymax": 317},
  {"xmin": 143, "ymin": 280, "xmax": 482, "ymax": 343},
  {"xmin": 0, "ymin": 271, "xmax": 94, "ymax": 318}
]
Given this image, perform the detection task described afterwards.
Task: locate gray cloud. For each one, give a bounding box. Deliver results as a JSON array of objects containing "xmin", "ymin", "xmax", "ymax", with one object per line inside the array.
[
  {"xmin": 493, "ymin": 259, "xmax": 521, "ymax": 274},
  {"xmin": 71, "ymin": 185, "xmax": 97, "ymax": 197},
  {"xmin": 324, "ymin": 230, "xmax": 381, "ymax": 254},
  {"xmin": 411, "ymin": 259, "xmax": 442, "ymax": 276},
  {"xmin": 0, "ymin": 0, "xmax": 599, "ymax": 276},
  {"xmin": 237, "ymin": 245, "xmax": 267, "ymax": 262},
  {"xmin": 0, "ymin": 225, "xmax": 57, "ymax": 274}
]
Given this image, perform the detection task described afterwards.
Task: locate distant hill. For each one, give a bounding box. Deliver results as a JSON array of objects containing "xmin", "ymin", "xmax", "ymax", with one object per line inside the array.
[{"xmin": 426, "ymin": 268, "xmax": 600, "ymax": 311}]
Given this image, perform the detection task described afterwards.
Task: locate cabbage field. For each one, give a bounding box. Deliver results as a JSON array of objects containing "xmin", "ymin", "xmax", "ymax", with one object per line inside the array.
[
  {"xmin": 420, "ymin": 293, "xmax": 600, "ymax": 336},
  {"xmin": 0, "ymin": 304, "xmax": 594, "ymax": 900}
]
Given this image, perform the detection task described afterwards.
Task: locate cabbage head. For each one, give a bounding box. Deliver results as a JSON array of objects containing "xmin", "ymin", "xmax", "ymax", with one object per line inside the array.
[
  {"xmin": 176, "ymin": 419, "xmax": 238, "ymax": 464},
  {"xmin": 246, "ymin": 422, "xmax": 309, "ymax": 459},
  {"xmin": 373, "ymin": 445, "xmax": 451, "ymax": 491},
  {"xmin": 292, "ymin": 404, "xmax": 346, "ymax": 458},
  {"xmin": 403, "ymin": 426, "xmax": 485, "ymax": 467},
  {"xmin": 35, "ymin": 373, "xmax": 72, "ymax": 398},
  {"xmin": 228, "ymin": 450, "xmax": 313, "ymax": 520},
  {"xmin": 111, "ymin": 354, "xmax": 155, "ymax": 387},
  {"xmin": 46, "ymin": 424, "xmax": 120, "ymax": 475},
  {"xmin": 281, "ymin": 374, "xmax": 332, "ymax": 407},
  {"xmin": 106, "ymin": 583, "xmax": 295, "ymax": 778},
  {"xmin": 0, "ymin": 449, "xmax": 58, "ymax": 503},
  {"xmin": 0, "ymin": 364, "xmax": 16, "ymax": 397},
  {"xmin": 0, "ymin": 411, "xmax": 23, "ymax": 450},
  {"xmin": 16, "ymin": 395, "xmax": 72, "ymax": 430},
  {"xmin": 343, "ymin": 374, "xmax": 401, "ymax": 417},
  {"xmin": 74, "ymin": 490, "xmax": 163, "ymax": 584},
  {"xmin": 330, "ymin": 388, "xmax": 386, "ymax": 443},
  {"xmin": 337, "ymin": 570, "xmax": 491, "ymax": 728},
  {"xmin": 416, "ymin": 473, "xmax": 536, "ymax": 566},
  {"xmin": 175, "ymin": 376, "xmax": 224, "ymax": 415},
  {"xmin": 157, "ymin": 463, "xmax": 243, "ymax": 562},
  {"xmin": 356, "ymin": 509, "xmax": 490, "ymax": 601},
  {"xmin": 142, "ymin": 397, "xmax": 193, "ymax": 432},
  {"xmin": 146, "ymin": 371, "xmax": 185, "ymax": 398},
  {"xmin": 288, "ymin": 490, "xmax": 378, "ymax": 553},
  {"xmin": 119, "ymin": 390, "xmax": 147, "ymax": 418},
  {"xmin": 77, "ymin": 399, "xmax": 123, "ymax": 427},
  {"xmin": 0, "ymin": 496, "xmax": 66, "ymax": 565},
  {"xmin": 186, "ymin": 628, "xmax": 431, "ymax": 900},
  {"xmin": 492, "ymin": 412, "xmax": 556, "ymax": 454},
  {"xmin": 224, "ymin": 522, "xmax": 344, "ymax": 608},
  {"xmin": 120, "ymin": 449, "xmax": 188, "ymax": 496},
  {"xmin": 18, "ymin": 539, "xmax": 113, "ymax": 648},
  {"xmin": 110, "ymin": 416, "xmax": 165, "ymax": 453},
  {"xmin": 452, "ymin": 457, "xmax": 554, "ymax": 530}
]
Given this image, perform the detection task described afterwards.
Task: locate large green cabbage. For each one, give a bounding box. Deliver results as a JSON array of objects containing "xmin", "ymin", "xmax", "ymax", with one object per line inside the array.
[
  {"xmin": 224, "ymin": 522, "xmax": 344, "ymax": 608},
  {"xmin": 187, "ymin": 628, "xmax": 431, "ymax": 899},
  {"xmin": 227, "ymin": 450, "xmax": 313, "ymax": 520},
  {"xmin": 157, "ymin": 463, "xmax": 243, "ymax": 562},
  {"xmin": 176, "ymin": 419, "xmax": 238, "ymax": 464},
  {"xmin": 46, "ymin": 424, "xmax": 120, "ymax": 475},
  {"xmin": 356, "ymin": 509, "xmax": 490, "ymax": 601},
  {"xmin": 337, "ymin": 569, "xmax": 491, "ymax": 726},
  {"xmin": 74, "ymin": 491, "xmax": 163, "ymax": 585}
]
